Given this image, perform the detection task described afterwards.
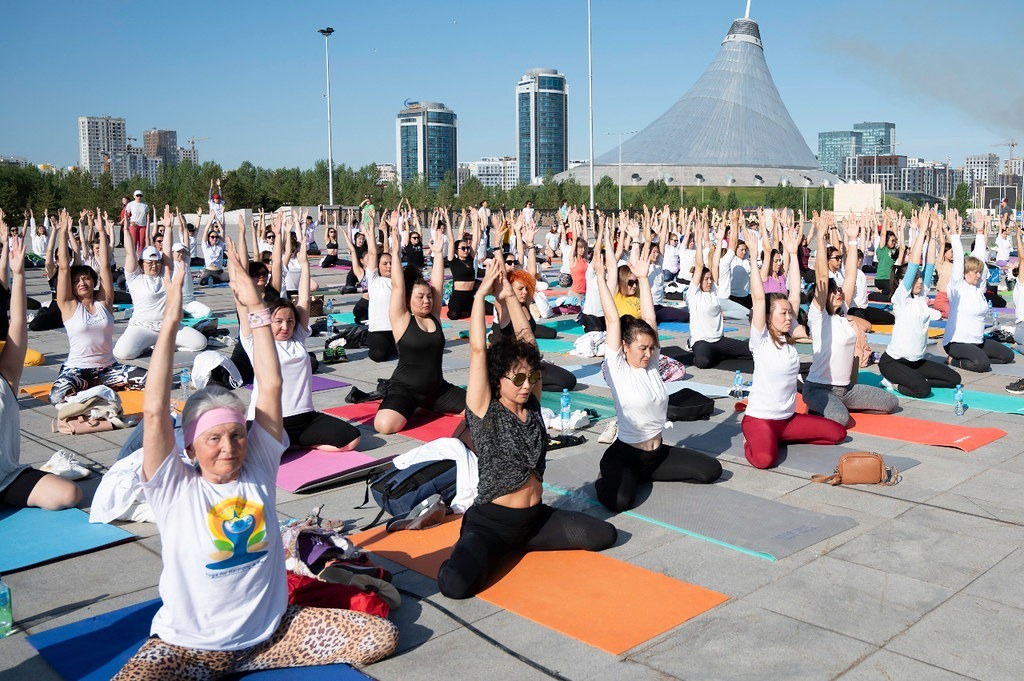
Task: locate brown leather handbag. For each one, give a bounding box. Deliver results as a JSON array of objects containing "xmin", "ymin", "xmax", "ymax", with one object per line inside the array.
[{"xmin": 811, "ymin": 452, "xmax": 898, "ymax": 486}]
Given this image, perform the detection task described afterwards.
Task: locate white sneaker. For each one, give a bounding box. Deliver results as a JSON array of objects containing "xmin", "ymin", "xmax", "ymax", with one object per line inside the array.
[
  {"xmin": 598, "ymin": 419, "xmax": 618, "ymax": 444},
  {"xmin": 880, "ymin": 377, "xmax": 896, "ymax": 391},
  {"xmin": 40, "ymin": 450, "xmax": 90, "ymax": 480}
]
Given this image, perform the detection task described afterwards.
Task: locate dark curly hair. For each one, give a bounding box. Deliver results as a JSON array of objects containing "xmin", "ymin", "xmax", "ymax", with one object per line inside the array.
[
  {"xmin": 620, "ymin": 315, "xmax": 658, "ymax": 347},
  {"xmin": 486, "ymin": 336, "xmax": 543, "ymax": 396},
  {"xmin": 403, "ymin": 264, "xmax": 429, "ymax": 307}
]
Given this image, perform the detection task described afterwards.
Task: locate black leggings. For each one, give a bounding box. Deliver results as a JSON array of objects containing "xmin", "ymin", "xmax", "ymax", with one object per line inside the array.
[
  {"xmin": 447, "ymin": 287, "xmax": 479, "ymax": 320},
  {"xmin": 654, "ymin": 305, "xmax": 689, "ymax": 323},
  {"xmin": 691, "ymin": 336, "xmax": 752, "ymax": 369},
  {"xmin": 580, "ymin": 313, "xmax": 606, "ymax": 333},
  {"xmin": 878, "ymin": 353, "xmax": 961, "ymax": 398},
  {"xmin": 29, "ymin": 302, "xmax": 64, "ymax": 332},
  {"xmin": 849, "ymin": 306, "xmax": 895, "ymax": 326},
  {"xmin": 231, "ymin": 342, "xmax": 255, "ymax": 385},
  {"xmin": 437, "ymin": 501, "xmax": 617, "ymax": 599},
  {"xmin": 596, "ymin": 439, "xmax": 722, "ymax": 512},
  {"xmin": 320, "ymin": 253, "xmax": 340, "ymax": 268},
  {"xmin": 352, "ymin": 297, "xmax": 369, "ymax": 326},
  {"xmin": 367, "ymin": 330, "xmax": 397, "ymax": 362},
  {"xmin": 944, "ymin": 340, "xmax": 1014, "ymax": 373},
  {"xmin": 729, "ymin": 294, "xmax": 753, "ymax": 309},
  {"xmin": 283, "ymin": 410, "xmax": 360, "ymax": 449},
  {"xmin": 541, "ymin": 360, "xmax": 576, "ymax": 393}
]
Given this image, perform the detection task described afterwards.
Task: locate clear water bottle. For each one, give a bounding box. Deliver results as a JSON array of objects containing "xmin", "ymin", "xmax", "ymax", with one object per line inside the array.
[
  {"xmin": 0, "ymin": 575, "xmax": 12, "ymax": 638},
  {"xmin": 733, "ymin": 370, "xmax": 743, "ymax": 398},
  {"xmin": 987, "ymin": 299, "xmax": 994, "ymax": 326},
  {"xmin": 326, "ymin": 298, "xmax": 335, "ymax": 333},
  {"xmin": 953, "ymin": 384, "xmax": 965, "ymax": 417},
  {"xmin": 180, "ymin": 368, "xmax": 191, "ymax": 402},
  {"xmin": 560, "ymin": 388, "xmax": 573, "ymax": 436}
]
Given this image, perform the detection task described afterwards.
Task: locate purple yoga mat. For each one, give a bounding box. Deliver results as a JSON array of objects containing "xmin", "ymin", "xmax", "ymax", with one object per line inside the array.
[
  {"xmin": 277, "ymin": 449, "xmax": 394, "ymax": 493},
  {"xmin": 243, "ymin": 375, "xmax": 350, "ymax": 392}
]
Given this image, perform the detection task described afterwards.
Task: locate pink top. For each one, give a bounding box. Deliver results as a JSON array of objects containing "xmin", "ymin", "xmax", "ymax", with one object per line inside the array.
[
  {"xmin": 762, "ymin": 273, "xmax": 788, "ymax": 295},
  {"xmin": 570, "ymin": 257, "xmax": 588, "ymax": 294}
]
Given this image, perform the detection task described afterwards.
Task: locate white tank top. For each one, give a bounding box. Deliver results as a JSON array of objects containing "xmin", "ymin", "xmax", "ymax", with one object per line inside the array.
[{"xmin": 65, "ymin": 301, "xmax": 115, "ymax": 368}]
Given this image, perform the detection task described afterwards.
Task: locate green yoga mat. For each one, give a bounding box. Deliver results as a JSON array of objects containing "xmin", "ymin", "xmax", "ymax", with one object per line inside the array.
[
  {"xmin": 540, "ymin": 319, "xmax": 584, "ymax": 333},
  {"xmin": 328, "ymin": 312, "xmax": 356, "ymax": 325},
  {"xmin": 540, "ymin": 391, "xmax": 616, "ymax": 421},
  {"xmin": 181, "ymin": 315, "xmax": 215, "ymax": 328},
  {"xmin": 536, "ymin": 337, "xmax": 576, "ymax": 353},
  {"xmin": 858, "ymin": 370, "xmax": 1024, "ymax": 415}
]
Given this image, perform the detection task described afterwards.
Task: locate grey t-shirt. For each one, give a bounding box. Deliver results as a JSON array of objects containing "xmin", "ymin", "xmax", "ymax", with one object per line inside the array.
[{"xmin": 0, "ymin": 376, "xmax": 29, "ymax": 492}]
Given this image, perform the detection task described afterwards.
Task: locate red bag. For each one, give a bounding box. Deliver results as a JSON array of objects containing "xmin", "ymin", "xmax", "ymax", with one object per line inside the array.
[{"xmin": 286, "ymin": 573, "xmax": 390, "ymax": 619}]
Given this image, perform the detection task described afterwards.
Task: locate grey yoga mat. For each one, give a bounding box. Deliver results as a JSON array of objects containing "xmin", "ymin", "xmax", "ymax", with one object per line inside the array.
[{"xmin": 543, "ymin": 452, "xmax": 857, "ymax": 561}]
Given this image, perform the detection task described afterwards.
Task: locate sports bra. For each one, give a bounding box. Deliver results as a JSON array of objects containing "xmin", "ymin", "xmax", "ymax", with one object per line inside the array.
[{"xmin": 447, "ymin": 257, "xmax": 476, "ymax": 283}]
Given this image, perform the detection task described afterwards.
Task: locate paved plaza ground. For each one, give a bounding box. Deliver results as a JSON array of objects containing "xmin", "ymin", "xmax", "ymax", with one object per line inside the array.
[{"xmin": 2, "ymin": 261, "xmax": 1024, "ymax": 681}]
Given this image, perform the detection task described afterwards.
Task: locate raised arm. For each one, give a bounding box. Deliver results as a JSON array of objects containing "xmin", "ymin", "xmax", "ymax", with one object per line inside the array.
[
  {"xmin": 812, "ymin": 214, "xmax": 831, "ymax": 310},
  {"xmin": 594, "ymin": 250, "xmax": 621, "ymax": 350},
  {"xmin": 0, "ymin": 234, "xmax": 27, "ymax": 392},
  {"xmin": 782, "ymin": 225, "xmax": 802, "ymax": 319},
  {"xmin": 628, "ymin": 244, "xmax": 656, "ymax": 329},
  {"xmin": 467, "ymin": 260, "xmax": 506, "ymax": 417},
  {"xmin": 270, "ymin": 212, "xmax": 283, "ymax": 292},
  {"xmin": 429, "ymin": 224, "xmax": 445, "ymax": 317},
  {"xmin": 839, "ymin": 218, "xmax": 858, "ymax": 305},
  {"xmin": 295, "ymin": 233, "xmax": 310, "ymax": 330},
  {"xmin": 97, "ymin": 216, "xmax": 114, "ymax": 308},
  {"xmin": 949, "ymin": 210, "xmax": 965, "ymax": 284},
  {"xmin": 388, "ymin": 226, "xmax": 411, "ymax": 337}
]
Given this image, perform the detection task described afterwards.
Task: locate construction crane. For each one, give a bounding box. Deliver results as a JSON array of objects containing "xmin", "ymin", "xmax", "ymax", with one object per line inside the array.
[{"xmin": 186, "ymin": 136, "xmax": 208, "ymax": 153}]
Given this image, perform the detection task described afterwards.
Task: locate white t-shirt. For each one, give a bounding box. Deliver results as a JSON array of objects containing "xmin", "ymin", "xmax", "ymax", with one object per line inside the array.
[
  {"xmin": 304, "ymin": 221, "xmax": 318, "ymax": 245},
  {"xmin": 886, "ymin": 273, "xmax": 932, "ymax": 362},
  {"xmin": 126, "ymin": 269, "xmax": 165, "ymax": 324},
  {"xmin": 30, "ymin": 232, "xmax": 47, "ymax": 257},
  {"xmin": 746, "ymin": 322, "xmax": 799, "ymax": 420},
  {"xmin": 140, "ymin": 421, "xmax": 288, "ymax": 651},
  {"xmin": 648, "ymin": 262, "xmax": 665, "ymax": 305},
  {"xmin": 662, "ymin": 241, "xmax": 681, "ymax": 274},
  {"xmin": 65, "ymin": 302, "xmax": 115, "ymax": 369},
  {"xmin": 202, "ymin": 241, "xmax": 225, "ymax": 269},
  {"xmin": 283, "ymin": 259, "xmax": 302, "ymax": 293},
  {"xmin": 545, "ymin": 230, "xmax": 559, "ymax": 251},
  {"xmin": 839, "ymin": 265, "xmax": 868, "ymax": 309},
  {"xmin": 1014, "ymin": 285, "xmax": 1024, "ymax": 324},
  {"xmin": 208, "ymin": 199, "xmax": 225, "ymax": 227},
  {"xmin": 602, "ymin": 345, "xmax": 667, "ymax": 444},
  {"xmin": 582, "ymin": 263, "xmax": 604, "ymax": 316},
  {"xmin": 687, "ymin": 281, "xmax": 723, "ymax": 343},
  {"xmin": 717, "ymin": 250, "xmax": 735, "ymax": 299},
  {"xmin": 243, "ymin": 325, "xmax": 313, "ymax": 418},
  {"xmin": 174, "ymin": 259, "xmax": 197, "ymax": 305},
  {"xmin": 522, "ymin": 207, "xmax": 536, "ymax": 223},
  {"xmin": 995, "ymin": 235, "xmax": 1012, "ymax": 262},
  {"xmin": 126, "ymin": 200, "xmax": 148, "ymax": 226},
  {"xmin": 679, "ymin": 247, "xmax": 696, "ymax": 281},
  {"xmin": 730, "ymin": 258, "xmax": 750, "ymax": 297},
  {"xmin": 946, "ymin": 237, "xmax": 987, "ymax": 345},
  {"xmin": 807, "ymin": 304, "xmax": 857, "ymax": 386},
  {"xmin": 366, "ymin": 268, "xmax": 393, "ymax": 332}
]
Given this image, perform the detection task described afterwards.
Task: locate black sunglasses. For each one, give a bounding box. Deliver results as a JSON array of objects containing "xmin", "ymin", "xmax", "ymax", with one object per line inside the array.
[
  {"xmin": 505, "ymin": 369, "xmax": 542, "ymax": 387},
  {"xmin": 626, "ymin": 279, "xmax": 639, "ymax": 286}
]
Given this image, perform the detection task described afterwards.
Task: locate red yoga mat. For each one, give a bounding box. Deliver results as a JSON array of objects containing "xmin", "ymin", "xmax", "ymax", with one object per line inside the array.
[{"xmin": 324, "ymin": 401, "xmax": 464, "ymax": 441}]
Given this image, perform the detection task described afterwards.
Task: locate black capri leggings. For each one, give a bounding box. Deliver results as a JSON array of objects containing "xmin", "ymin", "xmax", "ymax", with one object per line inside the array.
[
  {"xmin": 352, "ymin": 297, "xmax": 369, "ymax": 326},
  {"xmin": 320, "ymin": 253, "xmax": 340, "ymax": 268},
  {"xmin": 878, "ymin": 352, "xmax": 961, "ymax": 398},
  {"xmin": 944, "ymin": 340, "xmax": 1014, "ymax": 373},
  {"xmin": 596, "ymin": 439, "xmax": 722, "ymax": 512},
  {"xmin": 367, "ymin": 330, "xmax": 397, "ymax": 362},
  {"xmin": 691, "ymin": 336, "xmax": 753, "ymax": 370},
  {"xmin": 436, "ymin": 501, "xmax": 617, "ymax": 599},
  {"xmin": 541, "ymin": 360, "xmax": 576, "ymax": 393},
  {"xmin": 849, "ymin": 306, "xmax": 895, "ymax": 326},
  {"xmin": 580, "ymin": 313, "xmax": 606, "ymax": 333},
  {"xmin": 447, "ymin": 287, "xmax": 477, "ymax": 320},
  {"xmin": 282, "ymin": 410, "xmax": 360, "ymax": 449}
]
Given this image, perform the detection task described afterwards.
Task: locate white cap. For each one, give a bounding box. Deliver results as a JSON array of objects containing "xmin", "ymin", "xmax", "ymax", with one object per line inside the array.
[
  {"xmin": 133, "ymin": 190, "xmax": 143, "ymax": 197},
  {"xmin": 141, "ymin": 246, "xmax": 162, "ymax": 261},
  {"xmin": 171, "ymin": 242, "xmax": 188, "ymax": 253}
]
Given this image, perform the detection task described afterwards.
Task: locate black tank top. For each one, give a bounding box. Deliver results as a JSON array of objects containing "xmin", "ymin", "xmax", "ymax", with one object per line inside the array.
[
  {"xmin": 447, "ymin": 257, "xmax": 476, "ymax": 282},
  {"xmin": 392, "ymin": 314, "xmax": 444, "ymax": 393}
]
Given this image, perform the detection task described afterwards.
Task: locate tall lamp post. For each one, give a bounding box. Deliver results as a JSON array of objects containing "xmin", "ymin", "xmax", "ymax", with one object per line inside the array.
[
  {"xmin": 586, "ymin": 0, "xmax": 595, "ymax": 217},
  {"xmin": 606, "ymin": 130, "xmax": 636, "ymax": 210},
  {"xmin": 318, "ymin": 27, "xmax": 335, "ymax": 206}
]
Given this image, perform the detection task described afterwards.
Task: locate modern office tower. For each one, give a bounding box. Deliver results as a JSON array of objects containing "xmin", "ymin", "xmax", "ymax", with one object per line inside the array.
[
  {"xmin": 516, "ymin": 69, "xmax": 569, "ymax": 184},
  {"xmin": 78, "ymin": 116, "xmax": 128, "ymax": 183},
  {"xmin": 818, "ymin": 131, "xmax": 863, "ymax": 175},
  {"xmin": 395, "ymin": 102, "xmax": 458, "ymax": 190},
  {"xmin": 852, "ymin": 122, "xmax": 896, "ymax": 156},
  {"xmin": 143, "ymin": 129, "xmax": 178, "ymax": 168}
]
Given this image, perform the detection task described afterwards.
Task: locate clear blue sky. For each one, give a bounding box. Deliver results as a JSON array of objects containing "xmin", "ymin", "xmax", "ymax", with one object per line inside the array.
[{"xmin": 2, "ymin": 0, "xmax": 1021, "ymax": 171}]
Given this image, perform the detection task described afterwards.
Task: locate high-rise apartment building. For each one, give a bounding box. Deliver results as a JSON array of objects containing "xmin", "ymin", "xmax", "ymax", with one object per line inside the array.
[
  {"xmin": 817, "ymin": 131, "xmax": 863, "ymax": 175},
  {"xmin": 965, "ymin": 153, "xmax": 1000, "ymax": 192},
  {"xmin": 177, "ymin": 146, "xmax": 199, "ymax": 166},
  {"xmin": 395, "ymin": 102, "xmax": 458, "ymax": 190},
  {"xmin": 516, "ymin": 69, "xmax": 568, "ymax": 184},
  {"xmin": 852, "ymin": 121, "xmax": 896, "ymax": 156},
  {"xmin": 144, "ymin": 129, "xmax": 178, "ymax": 168},
  {"xmin": 901, "ymin": 161, "xmax": 963, "ymax": 200},
  {"xmin": 463, "ymin": 156, "xmax": 519, "ymax": 191},
  {"xmin": 127, "ymin": 144, "xmax": 162, "ymax": 184},
  {"xmin": 375, "ymin": 162, "xmax": 397, "ymax": 185},
  {"xmin": 78, "ymin": 116, "xmax": 128, "ymax": 183}
]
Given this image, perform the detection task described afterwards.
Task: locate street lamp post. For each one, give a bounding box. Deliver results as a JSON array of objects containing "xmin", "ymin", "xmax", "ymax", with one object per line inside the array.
[
  {"xmin": 586, "ymin": 0, "xmax": 595, "ymax": 216},
  {"xmin": 606, "ymin": 130, "xmax": 636, "ymax": 211},
  {"xmin": 318, "ymin": 27, "xmax": 335, "ymax": 206}
]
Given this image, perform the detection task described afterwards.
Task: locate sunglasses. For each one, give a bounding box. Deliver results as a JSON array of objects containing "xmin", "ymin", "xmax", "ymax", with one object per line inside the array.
[
  {"xmin": 505, "ymin": 369, "xmax": 542, "ymax": 387},
  {"xmin": 626, "ymin": 279, "xmax": 639, "ymax": 286},
  {"xmin": 829, "ymin": 255, "xmax": 842, "ymax": 261},
  {"xmin": 410, "ymin": 235, "xmax": 421, "ymax": 240},
  {"xmin": 458, "ymin": 245, "xmax": 470, "ymax": 251}
]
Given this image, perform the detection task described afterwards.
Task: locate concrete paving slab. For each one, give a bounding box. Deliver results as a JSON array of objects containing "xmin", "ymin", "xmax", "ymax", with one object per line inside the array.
[{"xmin": 839, "ymin": 649, "xmax": 973, "ymax": 681}]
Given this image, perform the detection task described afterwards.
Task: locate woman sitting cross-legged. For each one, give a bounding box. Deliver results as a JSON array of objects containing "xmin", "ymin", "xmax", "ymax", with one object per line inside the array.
[
  {"xmin": 740, "ymin": 223, "xmax": 847, "ymax": 469},
  {"xmin": 593, "ymin": 243, "xmax": 722, "ymax": 512},
  {"xmin": 113, "ymin": 240, "xmax": 397, "ymax": 679},
  {"xmin": 436, "ymin": 258, "xmax": 617, "ymax": 600}
]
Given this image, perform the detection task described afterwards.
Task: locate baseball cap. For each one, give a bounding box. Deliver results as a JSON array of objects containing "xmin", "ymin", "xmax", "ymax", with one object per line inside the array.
[
  {"xmin": 133, "ymin": 190, "xmax": 143, "ymax": 197},
  {"xmin": 212, "ymin": 193, "xmax": 220, "ymax": 201},
  {"xmin": 171, "ymin": 242, "xmax": 188, "ymax": 253},
  {"xmin": 141, "ymin": 246, "xmax": 162, "ymax": 261}
]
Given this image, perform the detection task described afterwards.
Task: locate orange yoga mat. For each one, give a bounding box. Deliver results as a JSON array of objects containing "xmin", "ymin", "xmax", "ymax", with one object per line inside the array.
[
  {"xmin": 870, "ymin": 324, "xmax": 944, "ymax": 338},
  {"xmin": 351, "ymin": 518, "xmax": 728, "ymax": 655},
  {"xmin": 324, "ymin": 401, "xmax": 464, "ymax": 441},
  {"xmin": 793, "ymin": 395, "xmax": 1005, "ymax": 452},
  {"xmin": 22, "ymin": 383, "xmax": 148, "ymax": 418}
]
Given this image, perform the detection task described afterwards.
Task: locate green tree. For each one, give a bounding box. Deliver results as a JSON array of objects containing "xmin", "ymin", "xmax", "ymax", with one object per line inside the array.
[
  {"xmin": 706, "ymin": 187, "xmax": 722, "ymax": 210},
  {"xmin": 456, "ymin": 176, "xmax": 486, "ymax": 210},
  {"xmin": 508, "ymin": 183, "xmax": 535, "ymax": 210},
  {"xmin": 401, "ymin": 174, "xmax": 429, "ymax": 211},
  {"xmin": 724, "ymin": 190, "xmax": 740, "ymax": 210},
  {"xmin": 594, "ymin": 175, "xmax": 617, "ymax": 211},
  {"xmin": 435, "ymin": 172, "xmax": 457, "ymax": 209},
  {"xmin": 559, "ymin": 177, "xmax": 587, "ymax": 208},
  {"xmin": 948, "ymin": 182, "xmax": 972, "ymax": 216},
  {"xmin": 379, "ymin": 180, "xmax": 402, "ymax": 210},
  {"xmin": 535, "ymin": 171, "xmax": 559, "ymax": 209}
]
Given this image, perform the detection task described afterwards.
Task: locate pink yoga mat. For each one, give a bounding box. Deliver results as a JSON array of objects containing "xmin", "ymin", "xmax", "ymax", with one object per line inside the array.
[
  {"xmin": 324, "ymin": 401, "xmax": 464, "ymax": 441},
  {"xmin": 277, "ymin": 449, "xmax": 394, "ymax": 493},
  {"xmin": 244, "ymin": 375, "xmax": 350, "ymax": 392}
]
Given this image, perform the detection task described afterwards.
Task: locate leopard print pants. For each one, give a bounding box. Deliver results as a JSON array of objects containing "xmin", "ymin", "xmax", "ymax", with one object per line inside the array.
[{"xmin": 112, "ymin": 605, "xmax": 399, "ymax": 680}]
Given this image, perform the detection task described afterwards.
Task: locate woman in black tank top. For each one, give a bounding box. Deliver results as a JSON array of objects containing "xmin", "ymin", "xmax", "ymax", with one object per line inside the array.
[
  {"xmin": 444, "ymin": 208, "xmax": 483, "ymax": 320},
  {"xmin": 374, "ymin": 226, "xmax": 466, "ymax": 434}
]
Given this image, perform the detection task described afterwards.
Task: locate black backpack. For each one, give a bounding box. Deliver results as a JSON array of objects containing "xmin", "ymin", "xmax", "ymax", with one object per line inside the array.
[
  {"xmin": 666, "ymin": 388, "xmax": 714, "ymax": 421},
  {"xmin": 360, "ymin": 460, "xmax": 458, "ymax": 529}
]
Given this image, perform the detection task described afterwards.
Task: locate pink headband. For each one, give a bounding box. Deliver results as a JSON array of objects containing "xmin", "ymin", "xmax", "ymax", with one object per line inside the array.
[{"xmin": 184, "ymin": 407, "xmax": 246, "ymax": 446}]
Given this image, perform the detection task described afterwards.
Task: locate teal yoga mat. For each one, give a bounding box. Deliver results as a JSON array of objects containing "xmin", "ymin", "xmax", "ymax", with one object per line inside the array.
[
  {"xmin": 0, "ymin": 507, "xmax": 136, "ymax": 573},
  {"xmin": 536, "ymin": 337, "xmax": 576, "ymax": 353},
  {"xmin": 540, "ymin": 319, "xmax": 583, "ymax": 333},
  {"xmin": 327, "ymin": 312, "xmax": 356, "ymax": 325},
  {"xmin": 858, "ymin": 370, "xmax": 1024, "ymax": 415},
  {"xmin": 540, "ymin": 390, "xmax": 616, "ymax": 421}
]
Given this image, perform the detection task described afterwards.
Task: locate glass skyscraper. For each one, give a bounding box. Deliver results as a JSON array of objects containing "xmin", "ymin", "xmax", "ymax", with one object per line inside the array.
[
  {"xmin": 516, "ymin": 69, "xmax": 568, "ymax": 185},
  {"xmin": 395, "ymin": 102, "xmax": 458, "ymax": 190},
  {"xmin": 853, "ymin": 121, "xmax": 895, "ymax": 157},
  {"xmin": 817, "ymin": 130, "xmax": 863, "ymax": 175}
]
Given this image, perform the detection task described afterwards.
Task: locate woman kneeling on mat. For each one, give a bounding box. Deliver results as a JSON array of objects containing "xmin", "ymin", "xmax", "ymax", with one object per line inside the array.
[
  {"xmin": 593, "ymin": 243, "xmax": 722, "ymax": 512},
  {"xmin": 437, "ymin": 259, "xmax": 616, "ymax": 599},
  {"xmin": 803, "ymin": 216, "xmax": 899, "ymax": 426},
  {"xmin": 115, "ymin": 241, "xmax": 397, "ymax": 679},
  {"xmin": 238, "ymin": 231, "xmax": 360, "ymax": 451},
  {"xmin": 374, "ymin": 228, "xmax": 466, "ymax": 435},
  {"xmin": 879, "ymin": 211, "xmax": 961, "ymax": 397},
  {"xmin": 741, "ymin": 224, "xmax": 846, "ymax": 468}
]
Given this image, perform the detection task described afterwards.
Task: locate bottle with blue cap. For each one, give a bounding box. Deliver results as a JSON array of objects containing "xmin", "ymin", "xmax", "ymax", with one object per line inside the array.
[
  {"xmin": 560, "ymin": 389, "xmax": 573, "ymax": 436},
  {"xmin": 953, "ymin": 384, "xmax": 964, "ymax": 417},
  {"xmin": 0, "ymin": 574, "xmax": 12, "ymax": 637}
]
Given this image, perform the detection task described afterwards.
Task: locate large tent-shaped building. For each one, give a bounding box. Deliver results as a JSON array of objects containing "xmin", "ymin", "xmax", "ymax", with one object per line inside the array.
[{"xmin": 558, "ymin": 13, "xmax": 838, "ymax": 189}]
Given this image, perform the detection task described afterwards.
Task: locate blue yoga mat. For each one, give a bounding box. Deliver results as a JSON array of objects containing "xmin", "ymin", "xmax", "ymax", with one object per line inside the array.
[
  {"xmin": 26, "ymin": 599, "xmax": 373, "ymax": 680},
  {"xmin": 858, "ymin": 370, "xmax": 1024, "ymax": 415},
  {"xmin": 658, "ymin": 321, "xmax": 738, "ymax": 333},
  {"xmin": 0, "ymin": 507, "xmax": 136, "ymax": 573}
]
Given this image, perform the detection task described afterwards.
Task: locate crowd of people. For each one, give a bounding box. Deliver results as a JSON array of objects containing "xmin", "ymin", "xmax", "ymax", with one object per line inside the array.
[{"xmin": 0, "ymin": 189, "xmax": 1021, "ymax": 676}]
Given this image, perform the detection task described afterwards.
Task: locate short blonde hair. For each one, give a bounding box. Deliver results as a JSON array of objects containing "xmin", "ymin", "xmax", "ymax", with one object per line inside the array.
[{"xmin": 964, "ymin": 256, "xmax": 984, "ymax": 275}]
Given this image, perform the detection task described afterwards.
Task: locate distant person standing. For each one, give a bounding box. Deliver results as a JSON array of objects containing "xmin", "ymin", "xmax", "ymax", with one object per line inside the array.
[
  {"xmin": 208, "ymin": 178, "xmax": 225, "ymax": 227},
  {"xmin": 359, "ymin": 196, "xmax": 376, "ymax": 230},
  {"xmin": 522, "ymin": 200, "xmax": 535, "ymax": 225},
  {"xmin": 999, "ymin": 197, "xmax": 1013, "ymax": 220},
  {"xmin": 478, "ymin": 200, "xmax": 491, "ymax": 250},
  {"xmin": 126, "ymin": 190, "xmax": 148, "ymax": 254}
]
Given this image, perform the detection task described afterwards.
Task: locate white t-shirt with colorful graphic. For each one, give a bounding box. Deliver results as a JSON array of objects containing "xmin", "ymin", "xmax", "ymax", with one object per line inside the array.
[{"xmin": 141, "ymin": 421, "xmax": 288, "ymax": 651}]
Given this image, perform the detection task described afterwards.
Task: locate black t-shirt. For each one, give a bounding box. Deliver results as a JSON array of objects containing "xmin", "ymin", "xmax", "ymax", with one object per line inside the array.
[{"xmin": 403, "ymin": 244, "xmax": 425, "ymax": 268}]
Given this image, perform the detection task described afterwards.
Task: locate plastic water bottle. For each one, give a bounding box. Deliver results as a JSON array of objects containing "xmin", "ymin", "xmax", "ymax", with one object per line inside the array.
[
  {"xmin": 180, "ymin": 368, "xmax": 191, "ymax": 402},
  {"xmin": 953, "ymin": 384, "xmax": 965, "ymax": 417},
  {"xmin": 987, "ymin": 299, "xmax": 994, "ymax": 327},
  {"xmin": 733, "ymin": 370, "xmax": 743, "ymax": 398},
  {"xmin": 326, "ymin": 298, "xmax": 335, "ymax": 333},
  {"xmin": 560, "ymin": 389, "xmax": 573, "ymax": 436},
  {"xmin": 0, "ymin": 575, "xmax": 12, "ymax": 638}
]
